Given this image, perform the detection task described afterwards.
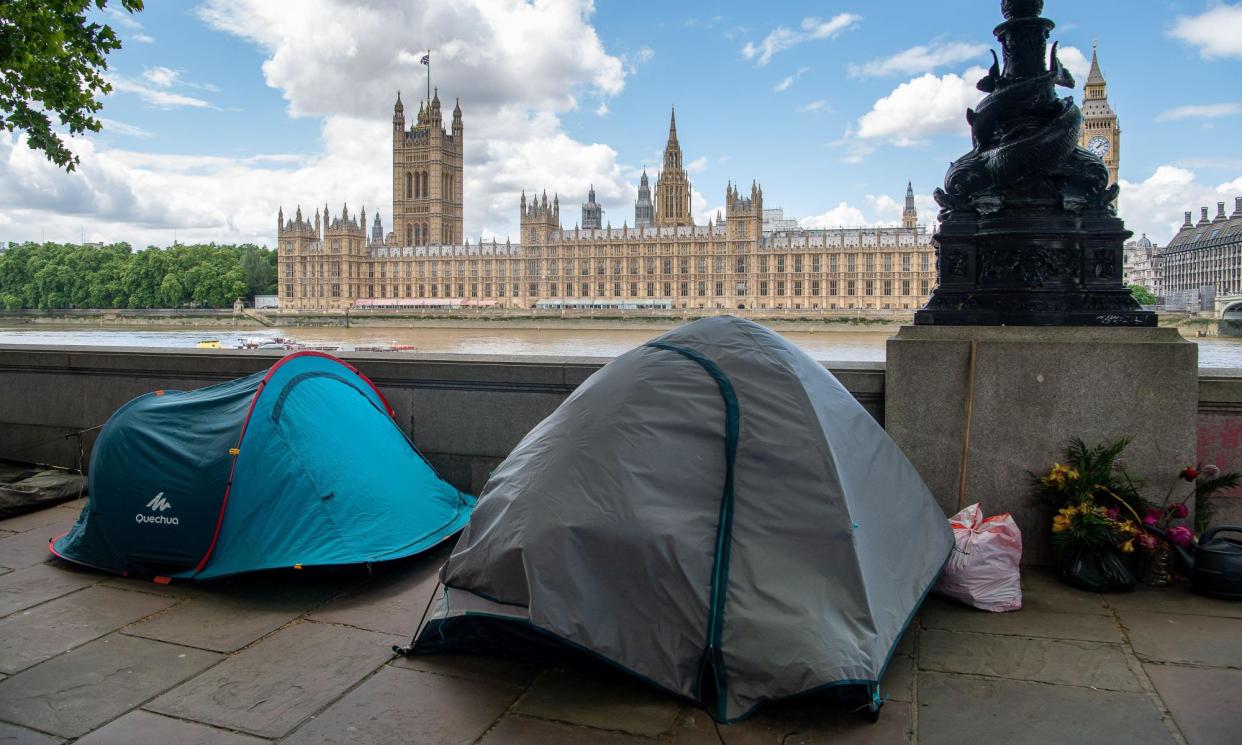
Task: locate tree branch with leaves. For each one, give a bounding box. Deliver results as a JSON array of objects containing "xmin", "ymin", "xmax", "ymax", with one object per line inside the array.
[{"xmin": 0, "ymin": 0, "xmax": 144, "ymax": 171}]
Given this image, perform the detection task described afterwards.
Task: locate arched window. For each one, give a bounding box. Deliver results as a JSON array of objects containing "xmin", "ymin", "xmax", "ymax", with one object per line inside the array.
[
  {"xmin": 405, "ymin": 224, "xmax": 412, "ymax": 246},
  {"xmin": 421, "ymin": 172, "xmax": 429, "ymax": 198},
  {"xmin": 405, "ymin": 172, "xmax": 412, "ymax": 199}
]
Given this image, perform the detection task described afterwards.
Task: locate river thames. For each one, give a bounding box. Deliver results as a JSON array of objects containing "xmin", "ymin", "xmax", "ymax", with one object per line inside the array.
[{"xmin": 2, "ymin": 324, "xmax": 1242, "ymax": 368}]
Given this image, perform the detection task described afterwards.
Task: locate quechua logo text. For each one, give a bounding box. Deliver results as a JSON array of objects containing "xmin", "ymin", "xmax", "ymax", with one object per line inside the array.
[{"xmin": 136, "ymin": 492, "xmax": 179, "ymax": 525}]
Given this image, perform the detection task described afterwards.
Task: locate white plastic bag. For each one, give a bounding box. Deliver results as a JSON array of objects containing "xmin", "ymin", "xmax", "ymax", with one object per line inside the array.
[{"xmin": 934, "ymin": 503, "xmax": 1023, "ymax": 612}]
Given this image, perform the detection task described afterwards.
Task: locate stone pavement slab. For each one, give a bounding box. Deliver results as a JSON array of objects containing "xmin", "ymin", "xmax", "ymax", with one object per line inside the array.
[
  {"xmin": 918, "ymin": 672, "xmax": 1175, "ymax": 745},
  {"xmin": 920, "ymin": 596, "xmax": 1123, "ymax": 643},
  {"xmin": 74, "ymin": 710, "xmax": 268, "ymax": 745},
  {"xmin": 881, "ymin": 654, "xmax": 914, "ymax": 703},
  {"xmin": 1105, "ymin": 584, "xmax": 1242, "ymax": 619},
  {"xmin": 480, "ymin": 716, "xmax": 657, "ymax": 744},
  {"xmin": 0, "ymin": 506, "xmax": 80, "ymax": 536},
  {"xmin": 0, "ymin": 721, "xmax": 63, "ymax": 744},
  {"xmin": 0, "ymin": 530, "xmax": 57, "ymax": 571},
  {"xmin": 284, "ymin": 665, "xmax": 522, "ymax": 745},
  {"xmin": 669, "ymin": 702, "xmax": 912, "ymax": 745},
  {"xmin": 0, "ymin": 586, "xmax": 174, "ymax": 674},
  {"xmin": 100, "ymin": 574, "xmax": 202, "ymax": 599},
  {"xmin": 124, "ymin": 573, "xmax": 352, "ymax": 653},
  {"xmin": 0, "ymin": 633, "xmax": 220, "ymax": 738},
  {"xmin": 147, "ymin": 621, "xmax": 399, "ymax": 739},
  {"xmin": 1118, "ymin": 610, "xmax": 1242, "ymax": 667},
  {"xmin": 0, "ymin": 563, "xmax": 100, "ymax": 618},
  {"xmin": 1144, "ymin": 663, "xmax": 1242, "ymax": 745},
  {"xmin": 514, "ymin": 667, "xmax": 683, "ymax": 739},
  {"xmin": 391, "ymin": 652, "xmax": 541, "ymax": 689},
  {"xmin": 919, "ymin": 629, "xmax": 1141, "ymax": 692},
  {"xmin": 1017, "ymin": 572, "xmax": 1110, "ymax": 615},
  {"xmin": 308, "ymin": 547, "xmax": 445, "ymax": 636}
]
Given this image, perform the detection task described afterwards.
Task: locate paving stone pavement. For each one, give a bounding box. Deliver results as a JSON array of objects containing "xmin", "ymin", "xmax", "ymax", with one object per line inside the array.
[{"xmin": 0, "ymin": 503, "xmax": 1238, "ymax": 744}]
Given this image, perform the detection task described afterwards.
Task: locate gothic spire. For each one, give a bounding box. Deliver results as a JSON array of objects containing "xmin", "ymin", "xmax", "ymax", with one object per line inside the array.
[{"xmin": 1087, "ymin": 41, "xmax": 1106, "ymax": 87}]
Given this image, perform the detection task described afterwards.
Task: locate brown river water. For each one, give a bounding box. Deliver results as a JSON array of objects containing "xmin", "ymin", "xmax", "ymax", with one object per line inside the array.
[{"xmin": 2, "ymin": 324, "xmax": 1241, "ymax": 368}]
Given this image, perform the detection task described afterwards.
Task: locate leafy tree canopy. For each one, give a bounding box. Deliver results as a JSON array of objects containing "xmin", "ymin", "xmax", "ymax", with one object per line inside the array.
[
  {"xmin": 0, "ymin": 0, "xmax": 144, "ymax": 171},
  {"xmin": 1128, "ymin": 284, "xmax": 1158, "ymax": 306},
  {"xmin": 0, "ymin": 242, "xmax": 276, "ymax": 310}
]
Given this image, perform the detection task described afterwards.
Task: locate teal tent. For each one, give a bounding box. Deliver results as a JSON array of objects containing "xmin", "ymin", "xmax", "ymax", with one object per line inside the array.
[{"xmin": 51, "ymin": 352, "xmax": 473, "ymax": 580}]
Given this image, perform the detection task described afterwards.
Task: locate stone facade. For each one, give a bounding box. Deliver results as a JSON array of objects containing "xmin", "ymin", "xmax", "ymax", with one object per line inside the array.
[
  {"xmin": 277, "ymin": 100, "xmax": 935, "ymax": 312},
  {"xmin": 1079, "ymin": 44, "xmax": 1120, "ymax": 188},
  {"xmin": 1162, "ymin": 198, "xmax": 1242, "ymax": 297},
  {"xmin": 1123, "ymin": 234, "xmax": 1162, "ymax": 296}
]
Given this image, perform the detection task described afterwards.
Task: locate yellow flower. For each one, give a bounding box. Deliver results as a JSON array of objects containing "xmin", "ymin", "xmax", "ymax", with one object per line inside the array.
[
  {"xmin": 1120, "ymin": 539, "xmax": 1135, "ymax": 553},
  {"xmin": 1058, "ymin": 505, "xmax": 1079, "ymax": 518},
  {"xmin": 1043, "ymin": 463, "xmax": 1077, "ymax": 489},
  {"xmin": 1118, "ymin": 520, "xmax": 1136, "ymax": 535},
  {"xmin": 1052, "ymin": 515, "xmax": 1072, "ymax": 533}
]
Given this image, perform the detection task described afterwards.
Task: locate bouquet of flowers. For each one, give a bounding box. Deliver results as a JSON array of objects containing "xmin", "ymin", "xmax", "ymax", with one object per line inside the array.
[{"xmin": 1032, "ymin": 437, "xmax": 1241, "ymax": 590}]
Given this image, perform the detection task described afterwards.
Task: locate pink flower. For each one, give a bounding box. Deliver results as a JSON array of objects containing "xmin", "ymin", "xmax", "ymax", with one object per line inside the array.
[
  {"xmin": 1202, "ymin": 464, "xmax": 1221, "ymax": 479},
  {"xmin": 1167, "ymin": 503, "xmax": 1189, "ymax": 519},
  {"xmin": 1168, "ymin": 526, "xmax": 1195, "ymax": 547},
  {"xmin": 1105, "ymin": 507, "xmax": 1119, "ymax": 520},
  {"xmin": 1180, "ymin": 466, "xmax": 1200, "ymax": 482},
  {"xmin": 1142, "ymin": 510, "xmax": 1162, "ymax": 526},
  {"xmin": 1137, "ymin": 533, "xmax": 1161, "ymax": 552}
]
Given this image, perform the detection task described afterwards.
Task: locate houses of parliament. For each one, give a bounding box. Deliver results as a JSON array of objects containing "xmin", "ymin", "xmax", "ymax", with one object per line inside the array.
[
  {"xmin": 277, "ymin": 44, "xmax": 1124, "ymax": 313},
  {"xmin": 276, "ymin": 93, "xmax": 934, "ymax": 312}
]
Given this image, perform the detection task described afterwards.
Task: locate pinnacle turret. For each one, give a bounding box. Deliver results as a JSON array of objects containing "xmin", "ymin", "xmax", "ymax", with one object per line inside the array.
[{"xmin": 1087, "ymin": 41, "xmax": 1106, "ymax": 87}]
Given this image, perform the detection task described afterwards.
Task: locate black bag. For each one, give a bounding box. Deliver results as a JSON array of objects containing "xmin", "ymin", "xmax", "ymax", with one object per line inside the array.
[{"xmin": 1057, "ymin": 544, "xmax": 1135, "ymax": 593}]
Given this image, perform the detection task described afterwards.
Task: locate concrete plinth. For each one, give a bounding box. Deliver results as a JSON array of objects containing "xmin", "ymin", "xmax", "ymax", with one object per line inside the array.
[{"xmin": 886, "ymin": 326, "xmax": 1198, "ymax": 564}]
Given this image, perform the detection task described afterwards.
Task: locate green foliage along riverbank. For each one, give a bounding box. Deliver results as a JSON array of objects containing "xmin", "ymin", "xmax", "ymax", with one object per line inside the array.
[{"xmin": 0, "ymin": 242, "xmax": 277, "ymax": 310}]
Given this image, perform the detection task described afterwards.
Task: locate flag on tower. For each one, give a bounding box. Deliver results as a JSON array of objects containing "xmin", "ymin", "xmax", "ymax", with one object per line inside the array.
[{"xmin": 420, "ymin": 53, "xmax": 429, "ymax": 65}]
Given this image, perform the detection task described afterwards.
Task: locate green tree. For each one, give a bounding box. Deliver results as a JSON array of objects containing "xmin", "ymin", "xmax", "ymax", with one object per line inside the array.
[
  {"xmin": 241, "ymin": 244, "xmax": 275, "ymax": 299},
  {"xmin": 1128, "ymin": 284, "xmax": 1158, "ymax": 306},
  {"xmin": 0, "ymin": 0, "xmax": 145, "ymax": 171}
]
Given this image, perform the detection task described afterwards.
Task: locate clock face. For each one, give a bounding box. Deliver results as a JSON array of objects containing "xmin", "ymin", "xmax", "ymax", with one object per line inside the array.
[{"xmin": 1087, "ymin": 136, "xmax": 1111, "ymax": 158}]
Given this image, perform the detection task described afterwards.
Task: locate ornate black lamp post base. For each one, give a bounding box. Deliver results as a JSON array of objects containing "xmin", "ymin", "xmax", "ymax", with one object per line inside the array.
[{"xmin": 916, "ymin": 0, "xmax": 1156, "ymax": 328}]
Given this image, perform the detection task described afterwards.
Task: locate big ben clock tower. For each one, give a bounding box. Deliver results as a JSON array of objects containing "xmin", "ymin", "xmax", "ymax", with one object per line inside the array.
[{"xmin": 1080, "ymin": 42, "xmax": 1120, "ymax": 187}]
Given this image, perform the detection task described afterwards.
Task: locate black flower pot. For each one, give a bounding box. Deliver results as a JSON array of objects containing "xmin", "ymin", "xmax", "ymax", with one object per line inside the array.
[{"xmin": 1058, "ymin": 544, "xmax": 1136, "ymax": 593}]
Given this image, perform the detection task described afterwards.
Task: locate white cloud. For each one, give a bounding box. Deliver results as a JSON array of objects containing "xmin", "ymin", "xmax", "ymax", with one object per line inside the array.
[
  {"xmin": 797, "ymin": 100, "xmax": 828, "ymax": 113},
  {"xmin": 96, "ymin": 119, "xmax": 154, "ymax": 139},
  {"xmin": 1, "ymin": 0, "xmax": 634, "ymax": 247},
  {"xmin": 742, "ymin": 13, "xmax": 861, "ymax": 66},
  {"xmin": 794, "ymin": 186, "xmax": 935, "ymax": 230},
  {"xmin": 142, "ymin": 66, "xmax": 180, "ymax": 88},
  {"xmin": 1170, "ymin": 3, "xmax": 1242, "ymax": 59},
  {"xmin": 1118, "ymin": 166, "xmax": 1242, "ymax": 243},
  {"xmin": 800, "ymin": 202, "xmax": 867, "ymax": 228},
  {"xmin": 686, "ymin": 156, "xmax": 709, "ymax": 174},
  {"xmin": 108, "ymin": 76, "xmax": 218, "ymax": 109},
  {"xmin": 140, "ymin": 66, "xmax": 220, "ymax": 92},
  {"xmin": 1058, "ymin": 46, "xmax": 1090, "ymax": 86},
  {"xmin": 849, "ymin": 41, "xmax": 988, "ymax": 77},
  {"xmin": 103, "ymin": 7, "xmax": 154, "ymax": 44},
  {"xmin": 594, "ymin": 102, "xmax": 609, "ymax": 117},
  {"xmin": 1157, "ymin": 102, "xmax": 1242, "ymax": 122},
  {"xmin": 854, "ymin": 67, "xmax": 986, "ymax": 146},
  {"xmin": 774, "ymin": 66, "xmax": 811, "ymax": 93}
]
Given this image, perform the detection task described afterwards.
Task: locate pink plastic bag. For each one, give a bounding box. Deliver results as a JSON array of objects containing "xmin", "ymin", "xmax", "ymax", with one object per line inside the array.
[{"xmin": 934, "ymin": 504, "xmax": 1023, "ymax": 612}]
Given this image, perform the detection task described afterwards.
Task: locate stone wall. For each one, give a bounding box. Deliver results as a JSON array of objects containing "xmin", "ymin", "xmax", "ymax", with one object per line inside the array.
[
  {"xmin": 1197, "ymin": 370, "xmax": 1242, "ymax": 527},
  {"xmin": 1, "ymin": 344, "xmax": 1237, "ymax": 557},
  {"xmin": 0, "ymin": 344, "xmax": 884, "ymax": 496}
]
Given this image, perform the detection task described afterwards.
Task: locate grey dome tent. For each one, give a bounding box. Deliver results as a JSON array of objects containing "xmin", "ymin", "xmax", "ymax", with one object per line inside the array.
[{"xmin": 408, "ymin": 317, "xmax": 952, "ymax": 721}]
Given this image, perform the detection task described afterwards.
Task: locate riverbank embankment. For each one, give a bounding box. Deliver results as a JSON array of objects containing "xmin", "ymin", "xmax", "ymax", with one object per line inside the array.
[{"xmin": 0, "ymin": 307, "xmax": 1224, "ymax": 336}]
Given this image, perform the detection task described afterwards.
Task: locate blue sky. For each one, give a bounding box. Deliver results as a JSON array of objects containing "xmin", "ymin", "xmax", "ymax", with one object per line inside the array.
[{"xmin": 2, "ymin": 0, "xmax": 1240, "ymax": 248}]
